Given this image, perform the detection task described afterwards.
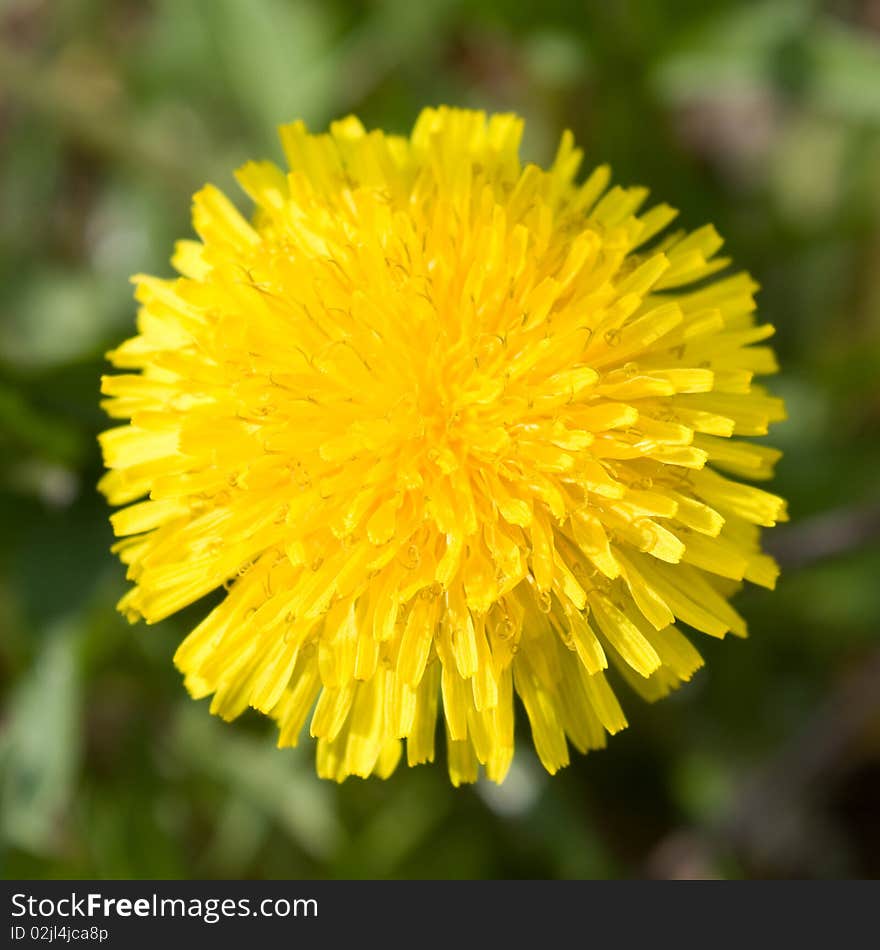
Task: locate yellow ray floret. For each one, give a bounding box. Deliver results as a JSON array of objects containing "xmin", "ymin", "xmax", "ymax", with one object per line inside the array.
[{"xmin": 99, "ymin": 107, "xmax": 787, "ymax": 785}]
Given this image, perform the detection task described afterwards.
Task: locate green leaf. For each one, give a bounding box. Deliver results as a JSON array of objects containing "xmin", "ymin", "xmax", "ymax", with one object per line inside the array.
[
  {"xmin": 0, "ymin": 622, "xmax": 81, "ymax": 855},
  {"xmin": 653, "ymin": 0, "xmax": 816, "ymax": 100},
  {"xmin": 172, "ymin": 705, "xmax": 340, "ymax": 859},
  {"xmin": 808, "ymin": 21, "xmax": 880, "ymax": 123},
  {"xmin": 198, "ymin": 0, "xmax": 340, "ymax": 138}
]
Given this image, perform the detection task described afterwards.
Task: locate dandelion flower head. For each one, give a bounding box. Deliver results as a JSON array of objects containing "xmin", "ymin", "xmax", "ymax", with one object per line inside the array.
[{"xmin": 100, "ymin": 107, "xmax": 787, "ymax": 784}]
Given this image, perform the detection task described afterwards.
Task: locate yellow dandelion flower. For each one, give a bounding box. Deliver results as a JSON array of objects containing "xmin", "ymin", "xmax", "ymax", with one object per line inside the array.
[{"xmin": 99, "ymin": 107, "xmax": 787, "ymax": 785}]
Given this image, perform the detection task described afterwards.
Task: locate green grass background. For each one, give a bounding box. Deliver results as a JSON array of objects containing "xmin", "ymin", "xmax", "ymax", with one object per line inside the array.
[{"xmin": 2, "ymin": 0, "xmax": 879, "ymax": 879}]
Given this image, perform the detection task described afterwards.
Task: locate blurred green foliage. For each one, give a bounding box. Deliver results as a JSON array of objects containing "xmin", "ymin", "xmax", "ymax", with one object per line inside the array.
[{"xmin": 1, "ymin": 0, "xmax": 879, "ymax": 880}]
